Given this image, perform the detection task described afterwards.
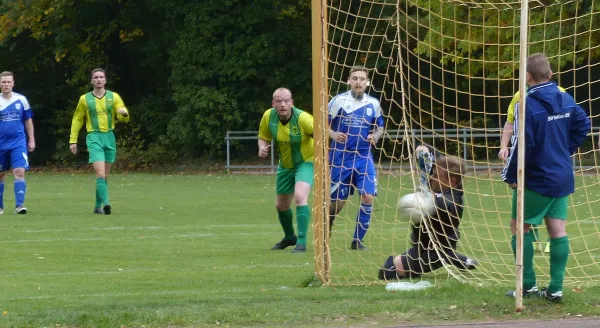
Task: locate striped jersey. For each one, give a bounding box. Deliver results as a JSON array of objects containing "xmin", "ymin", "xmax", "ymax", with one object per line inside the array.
[
  {"xmin": 70, "ymin": 90, "xmax": 130, "ymax": 143},
  {"xmin": 258, "ymin": 107, "xmax": 314, "ymax": 169}
]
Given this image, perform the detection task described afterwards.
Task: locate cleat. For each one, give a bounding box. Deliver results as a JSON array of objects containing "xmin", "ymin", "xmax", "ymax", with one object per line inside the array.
[
  {"xmin": 378, "ymin": 255, "xmax": 400, "ymax": 280},
  {"xmin": 291, "ymin": 244, "xmax": 307, "ymax": 253},
  {"xmin": 15, "ymin": 206, "xmax": 27, "ymax": 214},
  {"xmin": 103, "ymin": 205, "xmax": 112, "ymax": 215},
  {"xmin": 271, "ymin": 236, "xmax": 297, "ymax": 250},
  {"xmin": 465, "ymin": 258, "xmax": 479, "ymax": 270},
  {"xmin": 0, "ymin": 208, "xmax": 3, "ymax": 215},
  {"xmin": 93, "ymin": 207, "xmax": 104, "ymax": 214},
  {"xmin": 539, "ymin": 287, "xmax": 563, "ymax": 303},
  {"xmin": 350, "ymin": 239, "xmax": 368, "ymax": 250},
  {"xmin": 505, "ymin": 286, "xmax": 538, "ymax": 298}
]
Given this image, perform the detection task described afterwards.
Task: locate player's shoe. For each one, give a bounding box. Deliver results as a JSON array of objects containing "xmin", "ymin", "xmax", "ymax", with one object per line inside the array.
[
  {"xmin": 93, "ymin": 207, "xmax": 104, "ymax": 214},
  {"xmin": 15, "ymin": 206, "xmax": 27, "ymax": 214},
  {"xmin": 103, "ymin": 205, "xmax": 112, "ymax": 215},
  {"xmin": 539, "ymin": 288, "xmax": 563, "ymax": 303},
  {"xmin": 271, "ymin": 236, "xmax": 297, "ymax": 250},
  {"xmin": 0, "ymin": 208, "xmax": 3, "ymax": 215},
  {"xmin": 291, "ymin": 244, "xmax": 306, "ymax": 253},
  {"xmin": 505, "ymin": 286, "xmax": 538, "ymax": 298},
  {"xmin": 378, "ymin": 255, "xmax": 400, "ymax": 280},
  {"xmin": 350, "ymin": 239, "xmax": 368, "ymax": 250},
  {"xmin": 465, "ymin": 258, "xmax": 478, "ymax": 270}
]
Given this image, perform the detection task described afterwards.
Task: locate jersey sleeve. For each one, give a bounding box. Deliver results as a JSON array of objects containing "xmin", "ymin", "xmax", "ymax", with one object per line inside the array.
[
  {"xmin": 373, "ymin": 99, "xmax": 384, "ymax": 128},
  {"xmin": 506, "ymin": 91, "xmax": 519, "ymax": 124},
  {"xmin": 114, "ymin": 93, "xmax": 130, "ymax": 123},
  {"xmin": 69, "ymin": 96, "xmax": 87, "ymax": 144},
  {"xmin": 20, "ymin": 96, "xmax": 33, "ymax": 121},
  {"xmin": 298, "ymin": 111, "xmax": 314, "ymax": 135},
  {"xmin": 258, "ymin": 109, "xmax": 272, "ymax": 142}
]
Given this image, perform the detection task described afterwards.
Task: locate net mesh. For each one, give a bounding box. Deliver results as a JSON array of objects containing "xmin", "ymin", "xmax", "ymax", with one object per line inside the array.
[{"xmin": 314, "ymin": 0, "xmax": 600, "ymax": 286}]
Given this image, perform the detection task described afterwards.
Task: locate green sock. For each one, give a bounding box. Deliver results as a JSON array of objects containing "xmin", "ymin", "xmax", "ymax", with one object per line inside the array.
[
  {"xmin": 296, "ymin": 205, "xmax": 311, "ymax": 246},
  {"xmin": 95, "ymin": 189, "xmax": 102, "ymax": 208},
  {"xmin": 277, "ymin": 209, "xmax": 295, "ymax": 239},
  {"xmin": 511, "ymin": 231, "xmax": 536, "ymax": 289},
  {"xmin": 96, "ymin": 177, "xmax": 109, "ymax": 206},
  {"xmin": 549, "ymin": 236, "xmax": 569, "ymax": 293}
]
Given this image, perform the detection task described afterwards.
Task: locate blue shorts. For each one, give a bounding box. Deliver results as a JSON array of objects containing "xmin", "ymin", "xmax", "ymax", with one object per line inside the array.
[
  {"xmin": 330, "ymin": 157, "xmax": 377, "ymax": 201},
  {"xmin": 0, "ymin": 145, "xmax": 29, "ymax": 171}
]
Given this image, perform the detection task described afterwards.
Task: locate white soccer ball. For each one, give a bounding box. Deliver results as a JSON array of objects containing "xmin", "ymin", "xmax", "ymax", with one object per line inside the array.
[{"xmin": 396, "ymin": 192, "xmax": 435, "ymax": 224}]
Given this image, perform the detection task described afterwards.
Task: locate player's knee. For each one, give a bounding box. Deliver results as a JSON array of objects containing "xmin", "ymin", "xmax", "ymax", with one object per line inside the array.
[
  {"xmin": 275, "ymin": 203, "xmax": 290, "ymax": 212},
  {"xmin": 360, "ymin": 194, "xmax": 374, "ymax": 204},
  {"xmin": 12, "ymin": 168, "xmax": 25, "ymax": 179}
]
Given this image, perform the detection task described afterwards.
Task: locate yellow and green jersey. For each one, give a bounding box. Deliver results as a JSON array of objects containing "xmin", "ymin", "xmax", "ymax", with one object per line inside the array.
[
  {"xmin": 258, "ymin": 107, "xmax": 314, "ymax": 169},
  {"xmin": 70, "ymin": 90, "xmax": 130, "ymax": 143},
  {"xmin": 507, "ymin": 86, "xmax": 566, "ymax": 123}
]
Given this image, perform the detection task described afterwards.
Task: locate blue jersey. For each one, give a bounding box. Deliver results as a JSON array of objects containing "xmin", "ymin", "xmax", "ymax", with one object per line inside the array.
[
  {"xmin": 0, "ymin": 93, "xmax": 33, "ymax": 150},
  {"xmin": 328, "ymin": 91, "xmax": 384, "ymax": 164}
]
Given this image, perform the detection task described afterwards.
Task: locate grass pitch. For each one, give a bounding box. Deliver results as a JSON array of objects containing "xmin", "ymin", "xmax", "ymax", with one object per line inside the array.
[{"xmin": 1, "ymin": 173, "xmax": 599, "ymax": 327}]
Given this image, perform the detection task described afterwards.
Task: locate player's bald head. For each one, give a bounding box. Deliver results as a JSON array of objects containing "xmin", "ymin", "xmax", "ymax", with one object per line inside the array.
[{"xmin": 272, "ymin": 88, "xmax": 292, "ymax": 99}]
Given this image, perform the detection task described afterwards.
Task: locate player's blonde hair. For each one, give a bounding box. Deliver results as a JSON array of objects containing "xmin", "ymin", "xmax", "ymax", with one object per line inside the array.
[
  {"xmin": 348, "ymin": 66, "xmax": 369, "ymax": 79},
  {"xmin": 0, "ymin": 71, "xmax": 14, "ymax": 79}
]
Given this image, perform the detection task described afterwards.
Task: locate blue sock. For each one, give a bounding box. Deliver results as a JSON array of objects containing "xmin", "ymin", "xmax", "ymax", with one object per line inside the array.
[
  {"xmin": 0, "ymin": 181, "xmax": 4, "ymax": 209},
  {"xmin": 14, "ymin": 178, "xmax": 26, "ymax": 207},
  {"xmin": 353, "ymin": 204, "xmax": 372, "ymax": 241}
]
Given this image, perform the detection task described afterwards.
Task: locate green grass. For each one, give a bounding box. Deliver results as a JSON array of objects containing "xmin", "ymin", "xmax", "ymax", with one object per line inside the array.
[{"xmin": 1, "ymin": 173, "xmax": 600, "ymax": 327}]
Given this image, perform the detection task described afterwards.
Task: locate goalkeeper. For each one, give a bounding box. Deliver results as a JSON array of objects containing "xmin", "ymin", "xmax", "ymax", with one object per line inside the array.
[
  {"xmin": 258, "ymin": 88, "xmax": 314, "ymax": 253},
  {"xmin": 378, "ymin": 146, "xmax": 477, "ymax": 280}
]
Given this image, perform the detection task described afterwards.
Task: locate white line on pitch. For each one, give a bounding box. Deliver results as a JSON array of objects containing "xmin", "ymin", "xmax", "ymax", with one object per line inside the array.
[{"xmin": 21, "ymin": 224, "xmax": 281, "ymax": 233}]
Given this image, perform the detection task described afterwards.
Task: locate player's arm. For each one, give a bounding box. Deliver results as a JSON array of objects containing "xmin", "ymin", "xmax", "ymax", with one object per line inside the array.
[
  {"xmin": 114, "ymin": 94, "xmax": 130, "ymax": 122},
  {"xmin": 368, "ymin": 105, "xmax": 385, "ymax": 144},
  {"xmin": 327, "ymin": 97, "xmax": 346, "ymax": 143},
  {"xmin": 69, "ymin": 96, "xmax": 87, "ymax": 151},
  {"xmin": 21, "ymin": 97, "xmax": 35, "ymax": 152},
  {"xmin": 569, "ymin": 104, "xmax": 591, "ymax": 153},
  {"xmin": 499, "ymin": 94, "xmax": 518, "ymax": 161},
  {"xmin": 257, "ymin": 110, "xmax": 272, "ymax": 158},
  {"xmin": 298, "ymin": 112, "xmax": 314, "ymax": 136}
]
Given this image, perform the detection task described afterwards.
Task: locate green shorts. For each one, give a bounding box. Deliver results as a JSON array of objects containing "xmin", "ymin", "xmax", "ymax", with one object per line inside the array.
[
  {"xmin": 276, "ymin": 162, "xmax": 314, "ymax": 195},
  {"xmin": 511, "ymin": 188, "xmax": 568, "ymax": 225},
  {"xmin": 86, "ymin": 131, "xmax": 117, "ymax": 164}
]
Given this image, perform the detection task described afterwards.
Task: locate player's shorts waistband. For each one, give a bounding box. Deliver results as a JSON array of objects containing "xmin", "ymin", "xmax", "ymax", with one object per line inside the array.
[{"xmin": 88, "ymin": 131, "xmax": 115, "ymax": 136}]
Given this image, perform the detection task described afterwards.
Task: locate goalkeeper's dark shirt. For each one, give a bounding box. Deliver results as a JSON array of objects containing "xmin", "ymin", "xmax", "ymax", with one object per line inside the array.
[{"xmin": 410, "ymin": 187, "xmax": 464, "ymax": 250}]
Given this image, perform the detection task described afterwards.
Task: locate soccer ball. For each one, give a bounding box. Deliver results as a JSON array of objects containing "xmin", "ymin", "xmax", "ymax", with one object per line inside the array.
[{"xmin": 396, "ymin": 192, "xmax": 435, "ymax": 224}]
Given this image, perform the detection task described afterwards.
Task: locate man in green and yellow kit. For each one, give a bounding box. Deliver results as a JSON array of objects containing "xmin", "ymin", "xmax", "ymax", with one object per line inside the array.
[
  {"xmin": 69, "ymin": 68, "xmax": 130, "ymax": 215},
  {"xmin": 258, "ymin": 88, "xmax": 313, "ymax": 253}
]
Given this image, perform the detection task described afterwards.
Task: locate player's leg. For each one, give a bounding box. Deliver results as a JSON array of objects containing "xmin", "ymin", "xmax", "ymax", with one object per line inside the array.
[
  {"xmin": 506, "ymin": 188, "xmax": 550, "ymax": 298},
  {"xmin": 0, "ymin": 151, "xmax": 7, "ymax": 214},
  {"xmin": 329, "ymin": 164, "xmax": 352, "ymax": 234},
  {"xmin": 351, "ymin": 158, "xmax": 376, "ymax": 250},
  {"xmin": 378, "ymin": 246, "xmax": 428, "ymax": 280},
  {"xmin": 9, "ymin": 145, "xmax": 29, "ymax": 214},
  {"xmin": 87, "ymin": 133, "xmax": 108, "ymax": 214},
  {"xmin": 291, "ymin": 162, "xmax": 314, "ymax": 253},
  {"xmin": 541, "ymin": 196, "xmax": 569, "ymax": 302},
  {"xmin": 271, "ymin": 166, "xmax": 297, "ymax": 250},
  {"xmin": 101, "ymin": 133, "xmax": 117, "ymax": 215}
]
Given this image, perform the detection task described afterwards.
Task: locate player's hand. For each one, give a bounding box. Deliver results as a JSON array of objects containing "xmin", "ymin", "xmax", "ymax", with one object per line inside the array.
[
  {"xmin": 334, "ymin": 132, "xmax": 347, "ymax": 143},
  {"xmin": 498, "ymin": 146, "xmax": 509, "ymax": 162},
  {"xmin": 117, "ymin": 108, "xmax": 128, "ymax": 117},
  {"xmin": 258, "ymin": 144, "xmax": 271, "ymax": 158},
  {"xmin": 28, "ymin": 140, "xmax": 35, "ymax": 152},
  {"xmin": 367, "ymin": 134, "xmax": 377, "ymax": 145},
  {"xmin": 69, "ymin": 144, "xmax": 77, "ymax": 155},
  {"xmin": 509, "ymin": 183, "xmax": 517, "ymax": 189}
]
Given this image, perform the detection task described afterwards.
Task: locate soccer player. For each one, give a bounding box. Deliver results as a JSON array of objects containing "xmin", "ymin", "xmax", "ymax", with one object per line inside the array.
[
  {"xmin": 502, "ymin": 53, "xmax": 590, "ymax": 302},
  {"xmin": 69, "ymin": 68, "xmax": 130, "ymax": 215},
  {"xmin": 258, "ymin": 88, "xmax": 314, "ymax": 253},
  {"xmin": 0, "ymin": 71, "xmax": 35, "ymax": 214},
  {"xmin": 378, "ymin": 147, "xmax": 478, "ymax": 280},
  {"xmin": 328, "ymin": 66, "xmax": 384, "ymax": 250}
]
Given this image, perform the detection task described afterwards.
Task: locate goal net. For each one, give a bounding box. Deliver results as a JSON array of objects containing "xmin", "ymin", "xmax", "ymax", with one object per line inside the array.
[{"xmin": 312, "ymin": 0, "xmax": 600, "ymax": 287}]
